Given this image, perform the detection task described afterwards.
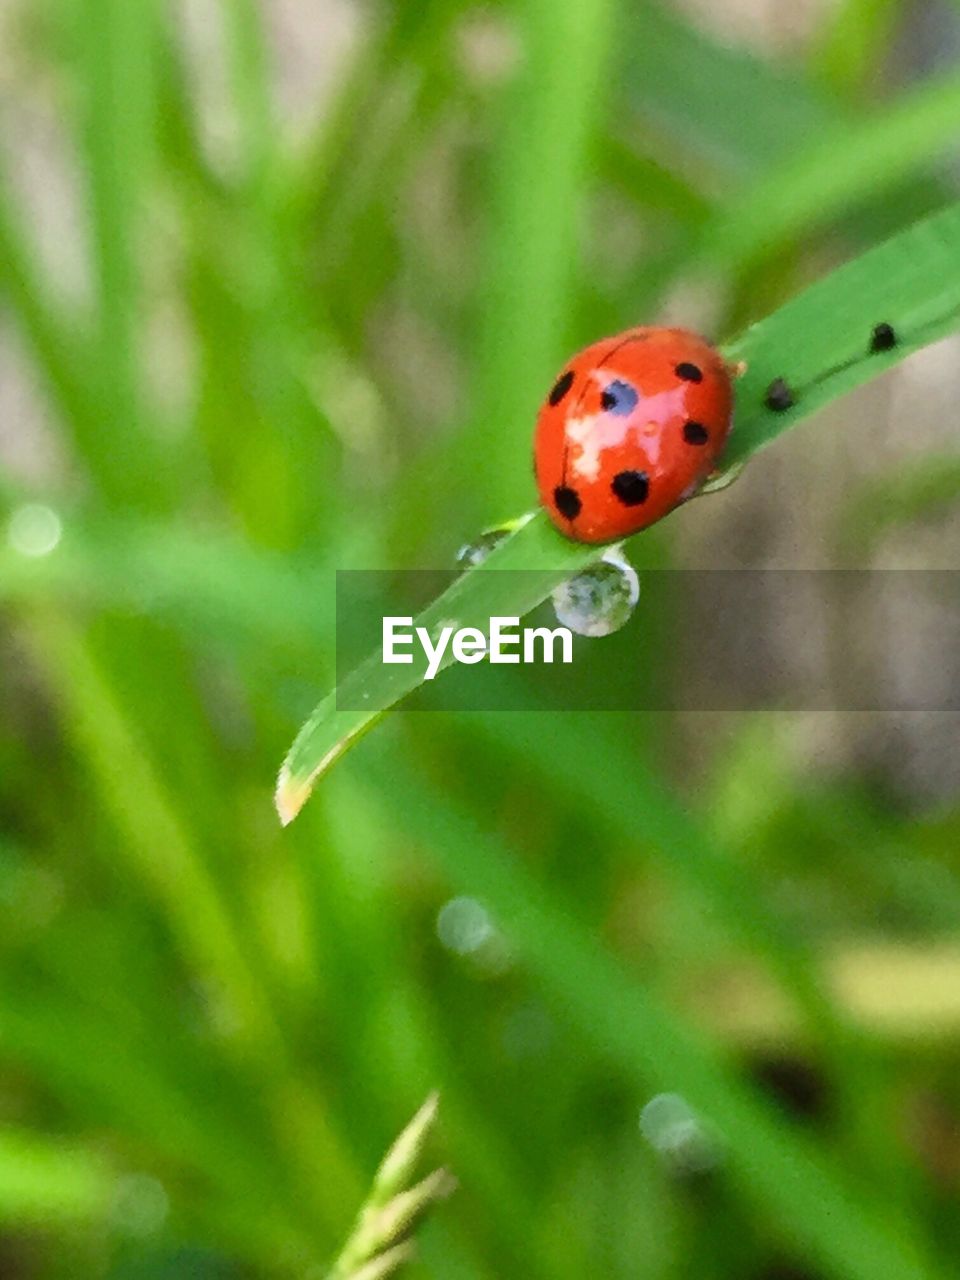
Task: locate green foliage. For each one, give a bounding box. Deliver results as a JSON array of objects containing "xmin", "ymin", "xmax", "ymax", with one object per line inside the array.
[{"xmin": 2, "ymin": 2, "xmax": 960, "ymax": 1280}]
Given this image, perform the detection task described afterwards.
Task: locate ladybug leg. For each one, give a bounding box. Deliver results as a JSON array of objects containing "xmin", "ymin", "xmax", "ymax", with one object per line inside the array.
[{"xmin": 726, "ymin": 359, "xmax": 748, "ymax": 379}]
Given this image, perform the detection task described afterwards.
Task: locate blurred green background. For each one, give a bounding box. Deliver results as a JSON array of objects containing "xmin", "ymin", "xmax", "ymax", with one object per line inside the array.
[{"xmin": 3, "ymin": 0, "xmax": 960, "ymax": 1277}]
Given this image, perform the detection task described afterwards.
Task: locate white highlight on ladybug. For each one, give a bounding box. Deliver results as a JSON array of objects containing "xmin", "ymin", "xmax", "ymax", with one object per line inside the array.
[
  {"xmin": 382, "ymin": 616, "xmax": 573, "ymax": 681},
  {"xmin": 566, "ymin": 378, "xmax": 684, "ymax": 483}
]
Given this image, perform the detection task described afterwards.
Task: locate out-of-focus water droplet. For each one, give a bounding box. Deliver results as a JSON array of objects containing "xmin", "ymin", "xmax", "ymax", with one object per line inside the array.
[
  {"xmin": 436, "ymin": 896, "xmax": 493, "ymax": 955},
  {"xmin": 7, "ymin": 503, "xmax": 62, "ymax": 557},
  {"xmin": 639, "ymin": 1093, "xmax": 718, "ymax": 1173},
  {"xmin": 436, "ymin": 896, "xmax": 513, "ymax": 976},
  {"xmin": 551, "ymin": 546, "xmax": 639, "ymax": 637},
  {"xmin": 456, "ymin": 527, "xmax": 510, "ymax": 568},
  {"xmin": 111, "ymin": 1173, "xmax": 170, "ymax": 1236}
]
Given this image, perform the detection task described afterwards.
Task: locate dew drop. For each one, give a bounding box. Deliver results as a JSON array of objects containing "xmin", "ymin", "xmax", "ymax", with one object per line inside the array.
[
  {"xmin": 7, "ymin": 503, "xmax": 62, "ymax": 557},
  {"xmin": 436, "ymin": 896, "xmax": 512, "ymax": 975},
  {"xmin": 551, "ymin": 547, "xmax": 639, "ymax": 637},
  {"xmin": 456, "ymin": 526, "xmax": 510, "ymax": 568},
  {"xmin": 111, "ymin": 1173, "xmax": 170, "ymax": 1236},
  {"xmin": 456, "ymin": 512, "xmax": 534, "ymax": 568},
  {"xmin": 698, "ymin": 460, "xmax": 745, "ymax": 496},
  {"xmin": 639, "ymin": 1093, "xmax": 718, "ymax": 1174},
  {"xmin": 436, "ymin": 896, "xmax": 493, "ymax": 955}
]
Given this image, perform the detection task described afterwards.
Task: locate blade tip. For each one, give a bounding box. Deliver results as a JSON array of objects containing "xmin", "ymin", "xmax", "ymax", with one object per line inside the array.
[{"xmin": 275, "ymin": 766, "xmax": 311, "ymax": 827}]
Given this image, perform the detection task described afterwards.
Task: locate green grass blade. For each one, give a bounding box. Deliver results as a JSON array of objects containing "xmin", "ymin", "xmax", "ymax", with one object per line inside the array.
[
  {"xmin": 694, "ymin": 70, "xmax": 960, "ymax": 276},
  {"xmin": 212, "ymin": 0, "xmax": 338, "ymax": 549},
  {"xmin": 277, "ymin": 202, "xmax": 960, "ymax": 821},
  {"xmin": 622, "ymin": 1, "xmax": 944, "ymax": 242},
  {"xmin": 809, "ymin": 0, "xmax": 901, "ymax": 95},
  {"xmin": 720, "ymin": 202, "xmax": 960, "ymax": 465},
  {"xmin": 624, "ymin": 0, "xmax": 841, "ymax": 171},
  {"xmin": 74, "ymin": 0, "xmax": 162, "ymax": 505}
]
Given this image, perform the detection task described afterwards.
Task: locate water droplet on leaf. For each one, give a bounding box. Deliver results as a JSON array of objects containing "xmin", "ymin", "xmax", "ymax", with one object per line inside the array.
[
  {"xmin": 551, "ymin": 547, "xmax": 639, "ymax": 637},
  {"xmin": 456, "ymin": 527, "xmax": 510, "ymax": 568},
  {"xmin": 456, "ymin": 512, "xmax": 534, "ymax": 567},
  {"xmin": 697, "ymin": 459, "xmax": 745, "ymax": 496}
]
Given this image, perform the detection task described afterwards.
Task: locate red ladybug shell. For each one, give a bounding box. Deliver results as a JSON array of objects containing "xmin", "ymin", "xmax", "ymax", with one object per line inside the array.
[{"xmin": 534, "ymin": 327, "xmax": 734, "ymax": 543}]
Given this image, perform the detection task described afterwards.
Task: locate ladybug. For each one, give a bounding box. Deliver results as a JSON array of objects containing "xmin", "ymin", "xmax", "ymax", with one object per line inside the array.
[{"xmin": 534, "ymin": 327, "xmax": 736, "ymax": 543}]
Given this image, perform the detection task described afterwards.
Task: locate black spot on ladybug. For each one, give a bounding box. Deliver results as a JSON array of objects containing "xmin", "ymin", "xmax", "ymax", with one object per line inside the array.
[
  {"xmin": 548, "ymin": 370, "xmax": 574, "ymax": 406},
  {"xmin": 683, "ymin": 420, "xmax": 709, "ymax": 445},
  {"xmin": 553, "ymin": 485, "xmax": 581, "ymax": 519},
  {"xmin": 765, "ymin": 377, "xmax": 795, "ymax": 412},
  {"xmin": 611, "ymin": 470, "xmax": 649, "ymax": 506},
  {"xmin": 870, "ymin": 322, "xmax": 897, "ymax": 353},
  {"xmin": 601, "ymin": 379, "xmax": 639, "ymax": 416},
  {"xmin": 675, "ymin": 361, "xmax": 703, "ymax": 383}
]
